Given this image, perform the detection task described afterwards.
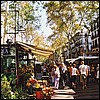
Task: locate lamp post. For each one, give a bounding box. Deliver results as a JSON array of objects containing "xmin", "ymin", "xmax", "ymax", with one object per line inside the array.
[
  {"xmin": 3, "ymin": 1, "xmax": 19, "ymax": 87},
  {"xmin": 12, "ymin": 1, "xmax": 22, "ymax": 87},
  {"xmin": 14, "ymin": 1, "xmax": 19, "ymax": 87},
  {"xmin": 13, "ymin": 1, "xmax": 25, "ymax": 87}
]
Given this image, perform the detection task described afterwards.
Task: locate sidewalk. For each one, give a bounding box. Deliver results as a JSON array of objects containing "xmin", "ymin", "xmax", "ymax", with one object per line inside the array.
[
  {"xmin": 73, "ymin": 81, "xmax": 99, "ymax": 99},
  {"xmin": 51, "ymin": 86, "xmax": 76, "ymax": 99}
]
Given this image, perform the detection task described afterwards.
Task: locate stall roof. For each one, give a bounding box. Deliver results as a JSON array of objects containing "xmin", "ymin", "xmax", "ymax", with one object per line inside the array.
[
  {"xmin": 20, "ymin": 42, "xmax": 54, "ymax": 52},
  {"xmin": 66, "ymin": 56, "xmax": 99, "ymax": 63},
  {"xmin": 66, "ymin": 58, "xmax": 76, "ymax": 63},
  {"xmin": 16, "ymin": 41, "xmax": 54, "ymax": 57},
  {"xmin": 75, "ymin": 56, "xmax": 99, "ymax": 60}
]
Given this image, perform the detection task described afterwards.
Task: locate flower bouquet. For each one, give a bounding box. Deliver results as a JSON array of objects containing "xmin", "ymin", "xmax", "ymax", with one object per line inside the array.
[
  {"xmin": 26, "ymin": 78, "xmax": 38, "ymax": 87},
  {"xmin": 42, "ymin": 87, "xmax": 55, "ymax": 99},
  {"xmin": 26, "ymin": 77, "xmax": 44, "ymax": 99},
  {"xmin": 26, "ymin": 78, "xmax": 38, "ymax": 94}
]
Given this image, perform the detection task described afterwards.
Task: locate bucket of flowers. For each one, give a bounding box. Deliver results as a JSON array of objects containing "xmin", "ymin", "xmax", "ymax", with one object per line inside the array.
[
  {"xmin": 35, "ymin": 83, "xmax": 43, "ymax": 99},
  {"xmin": 26, "ymin": 77, "xmax": 38, "ymax": 87},
  {"xmin": 26, "ymin": 77, "xmax": 43, "ymax": 99},
  {"xmin": 26, "ymin": 77, "xmax": 38, "ymax": 94},
  {"xmin": 42, "ymin": 87, "xmax": 55, "ymax": 99}
]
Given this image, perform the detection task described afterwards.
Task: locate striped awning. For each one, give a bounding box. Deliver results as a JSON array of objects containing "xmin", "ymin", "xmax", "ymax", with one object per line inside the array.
[{"xmin": 16, "ymin": 41, "xmax": 54, "ymax": 57}]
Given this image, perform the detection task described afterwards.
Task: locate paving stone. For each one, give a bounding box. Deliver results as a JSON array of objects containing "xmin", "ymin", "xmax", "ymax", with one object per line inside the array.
[
  {"xmin": 54, "ymin": 89, "xmax": 76, "ymax": 95},
  {"xmin": 51, "ymin": 94, "xmax": 74, "ymax": 99}
]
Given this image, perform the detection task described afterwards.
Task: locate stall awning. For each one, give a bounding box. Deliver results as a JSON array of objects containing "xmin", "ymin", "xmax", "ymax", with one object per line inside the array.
[
  {"xmin": 66, "ymin": 56, "xmax": 99, "ymax": 63},
  {"xmin": 75, "ymin": 56, "xmax": 99, "ymax": 60},
  {"xmin": 16, "ymin": 41, "xmax": 54, "ymax": 57}
]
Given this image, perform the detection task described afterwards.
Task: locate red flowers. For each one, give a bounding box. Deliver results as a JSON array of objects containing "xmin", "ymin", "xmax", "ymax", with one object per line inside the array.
[
  {"xmin": 26, "ymin": 78, "xmax": 38, "ymax": 87},
  {"xmin": 29, "ymin": 79, "xmax": 37, "ymax": 84}
]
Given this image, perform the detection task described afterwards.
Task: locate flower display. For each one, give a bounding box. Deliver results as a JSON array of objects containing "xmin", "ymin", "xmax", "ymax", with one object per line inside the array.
[
  {"xmin": 36, "ymin": 83, "xmax": 41, "ymax": 89},
  {"xmin": 26, "ymin": 77, "xmax": 55, "ymax": 99},
  {"xmin": 26, "ymin": 78, "xmax": 38, "ymax": 87},
  {"xmin": 42, "ymin": 87, "xmax": 55, "ymax": 97}
]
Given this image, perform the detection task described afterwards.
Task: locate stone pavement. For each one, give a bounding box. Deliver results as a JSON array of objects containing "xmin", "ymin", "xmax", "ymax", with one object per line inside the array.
[
  {"xmin": 73, "ymin": 81, "xmax": 99, "ymax": 99},
  {"xmin": 51, "ymin": 86, "xmax": 76, "ymax": 99},
  {"xmin": 51, "ymin": 81, "xmax": 99, "ymax": 99}
]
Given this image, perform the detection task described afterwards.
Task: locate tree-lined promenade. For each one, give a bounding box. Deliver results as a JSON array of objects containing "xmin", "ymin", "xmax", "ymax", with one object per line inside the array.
[{"xmin": 1, "ymin": 1, "xmax": 99, "ymax": 99}]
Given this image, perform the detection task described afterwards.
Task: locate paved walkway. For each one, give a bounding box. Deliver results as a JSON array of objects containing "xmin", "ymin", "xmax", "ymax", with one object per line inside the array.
[
  {"xmin": 51, "ymin": 86, "xmax": 76, "ymax": 99},
  {"xmin": 73, "ymin": 81, "xmax": 99, "ymax": 99},
  {"xmin": 51, "ymin": 81, "xmax": 99, "ymax": 99}
]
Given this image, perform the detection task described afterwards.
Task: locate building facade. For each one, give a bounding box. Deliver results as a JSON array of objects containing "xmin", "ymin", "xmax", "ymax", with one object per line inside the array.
[
  {"xmin": 63, "ymin": 16, "xmax": 99, "ymax": 64},
  {"xmin": 90, "ymin": 17, "xmax": 99, "ymax": 56}
]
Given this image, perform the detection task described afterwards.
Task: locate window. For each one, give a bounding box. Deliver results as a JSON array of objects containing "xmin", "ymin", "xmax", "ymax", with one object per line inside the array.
[
  {"xmin": 95, "ymin": 31, "xmax": 96, "ymax": 37},
  {"xmin": 92, "ymin": 32, "xmax": 95, "ymax": 39},
  {"xmin": 94, "ymin": 23, "xmax": 96, "ymax": 30},
  {"xmin": 95, "ymin": 39, "xmax": 97, "ymax": 47},
  {"xmin": 91, "ymin": 25, "xmax": 93, "ymax": 31},
  {"xmin": 98, "ymin": 38, "xmax": 99, "ymax": 45},
  {"xmin": 92, "ymin": 32, "xmax": 93, "ymax": 38},
  {"xmin": 95, "ymin": 22, "xmax": 97, "ymax": 29},
  {"xmin": 93, "ymin": 41, "xmax": 94, "ymax": 48},
  {"xmin": 97, "ymin": 20, "xmax": 99, "ymax": 28},
  {"xmin": 97, "ymin": 29, "xmax": 99, "ymax": 36}
]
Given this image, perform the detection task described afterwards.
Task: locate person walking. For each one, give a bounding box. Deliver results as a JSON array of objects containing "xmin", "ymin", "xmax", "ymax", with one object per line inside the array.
[
  {"xmin": 54, "ymin": 64, "xmax": 60, "ymax": 89},
  {"xmin": 59, "ymin": 63, "xmax": 64, "ymax": 89},
  {"xmin": 90, "ymin": 64, "xmax": 96, "ymax": 82},
  {"xmin": 96, "ymin": 64, "xmax": 99, "ymax": 83},
  {"xmin": 61, "ymin": 63, "xmax": 67, "ymax": 86},
  {"xmin": 86, "ymin": 64, "xmax": 91, "ymax": 84},
  {"xmin": 51, "ymin": 65, "xmax": 56, "ymax": 86},
  {"xmin": 70, "ymin": 63, "xmax": 79, "ymax": 88},
  {"xmin": 79, "ymin": 61, "xmax": 88, "ymax": 89},
  {"xmin": 69, "ymin": 63, "xmax": 74, "ymax": 87},
  {"xmin": 59, "ymin": 63, "xmax": 67, "ymax": 89},
  {"xmin": 41, "ymin": 63, "xmax": 47, "ymax": 76}
]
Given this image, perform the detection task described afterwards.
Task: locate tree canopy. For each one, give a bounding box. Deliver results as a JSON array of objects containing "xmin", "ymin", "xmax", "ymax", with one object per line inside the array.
[
  {"xmin": 1, "ymin": 1, "xmax": 99, "ymax": 60},
  {"xmin": 44, "ymin": 1, "xmax": 99, "ymax": 50}
]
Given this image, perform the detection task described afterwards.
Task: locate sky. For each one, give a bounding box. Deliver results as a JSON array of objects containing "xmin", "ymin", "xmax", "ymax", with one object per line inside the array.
[
  {"xmin": 34, "ymin": 2, "xmax": 53, "ymax": 38},
  {"xmin": 39, "ymin": 9, "xmax": 53, "ymax": 38}
]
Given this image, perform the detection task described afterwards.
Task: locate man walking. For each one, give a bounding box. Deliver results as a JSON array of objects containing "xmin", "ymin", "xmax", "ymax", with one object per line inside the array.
[
  {"xmin": 70, "ymin": 63, "xmax": 79, "ymax": 88},
  {"xmin": 79, "ymin": 61, "xmax": 88, "ymax": 89}
]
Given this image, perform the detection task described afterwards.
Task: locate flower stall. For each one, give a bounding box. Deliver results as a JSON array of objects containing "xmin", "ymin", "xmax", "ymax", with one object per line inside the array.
[{"xmin": 26, "ymin": 76, "xmax": 55, "ymax": 99}]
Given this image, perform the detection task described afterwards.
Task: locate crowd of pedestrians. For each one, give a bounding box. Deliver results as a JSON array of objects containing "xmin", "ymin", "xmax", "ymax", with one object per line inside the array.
[{"xmin": 43, "ymin": 61, "xmax": 99, "ymax": 90}]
